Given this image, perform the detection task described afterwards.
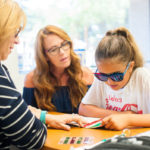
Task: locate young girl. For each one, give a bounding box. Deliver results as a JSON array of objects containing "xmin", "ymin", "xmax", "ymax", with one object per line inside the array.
[{"xmin": 79, "ymin": 27, "xmax": 150, "ymax": 130}]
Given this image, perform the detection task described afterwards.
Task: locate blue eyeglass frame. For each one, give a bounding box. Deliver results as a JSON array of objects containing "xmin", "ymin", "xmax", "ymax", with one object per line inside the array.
[{"xmin": 94, "ymin": 63, "xmax": 130, "ymax": 82}]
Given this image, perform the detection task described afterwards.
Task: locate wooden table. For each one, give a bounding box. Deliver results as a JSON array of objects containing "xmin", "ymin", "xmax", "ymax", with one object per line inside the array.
[{"xmin": 41, "ymin": 113, "xmax": 150, "ymax": 150}]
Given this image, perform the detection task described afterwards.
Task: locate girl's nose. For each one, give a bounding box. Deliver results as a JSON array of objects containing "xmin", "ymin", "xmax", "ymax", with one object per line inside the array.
[{"xmin": 107, "ymin": 77, "xmax": 114, "ymax": 84}]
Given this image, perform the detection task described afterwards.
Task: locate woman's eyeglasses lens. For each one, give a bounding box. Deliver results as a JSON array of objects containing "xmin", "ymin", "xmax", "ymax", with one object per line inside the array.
[{"xmin": 47, "ymin": 41, "xmax": 71, "ymax": 55}]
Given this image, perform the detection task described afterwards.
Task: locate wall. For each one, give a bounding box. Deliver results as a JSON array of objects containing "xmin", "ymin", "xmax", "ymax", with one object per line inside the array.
[
  {"xmin": 3, "ymin": 48, "xmax": 25, "ymax": 93},
  {"xmin": 129, "ymin": 0, "xmax": 150, "ymax": 67}
]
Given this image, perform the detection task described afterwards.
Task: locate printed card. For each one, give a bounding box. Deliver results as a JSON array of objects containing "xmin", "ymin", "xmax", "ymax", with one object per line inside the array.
[
  {"xmin": 58, "ymin": 136, "xmax": 94, "ymax": 144},
  {"xmin": 69, "ymin": 116, "xmax": 103, "ymax": 128}
]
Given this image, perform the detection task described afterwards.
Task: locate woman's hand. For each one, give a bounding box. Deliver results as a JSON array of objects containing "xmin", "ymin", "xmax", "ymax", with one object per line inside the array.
[
  {"xmin": 46, "ymin": 114, "xmax": 87, "ymax": 131},
  {"xmin": 102, "ymin": 114, "xmax": 130, "ymax": 130},
  {"xmin": 28, "ymin": 105, "xmax": 41, "ymax": 119},
  {"xmin": 28, "ymin": 107, "xmax": 87, "ymax": 131}
]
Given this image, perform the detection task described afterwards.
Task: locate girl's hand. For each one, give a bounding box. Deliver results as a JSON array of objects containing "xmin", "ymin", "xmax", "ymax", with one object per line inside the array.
[
  {"xmin": 102, "ymin": 114, "xmax": 130, "ymax": 130},
  {"xmin": 46, "ymin": 114, "xmax": 87, "ymax": 131}
]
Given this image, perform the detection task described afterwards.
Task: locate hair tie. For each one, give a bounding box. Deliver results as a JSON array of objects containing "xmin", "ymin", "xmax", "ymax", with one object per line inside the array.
[{"xmin": 117, "ymin": 30, "xmax": 127, "ymax": 38}]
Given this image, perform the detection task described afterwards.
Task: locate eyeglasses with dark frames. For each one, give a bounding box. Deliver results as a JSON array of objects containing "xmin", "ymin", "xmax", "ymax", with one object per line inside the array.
[
  {"xmin": 14, "ymin": 27, "xmax": 22, "ymax": 38},
  {"xmin": 45, "ymin": 41, "xmax": 71, "ymax": 56}
]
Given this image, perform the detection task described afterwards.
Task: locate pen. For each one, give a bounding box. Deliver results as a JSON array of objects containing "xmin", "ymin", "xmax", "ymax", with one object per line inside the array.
[{"xmin": 101, "ymin": 133, "xmax": 125, "ymax": 142}]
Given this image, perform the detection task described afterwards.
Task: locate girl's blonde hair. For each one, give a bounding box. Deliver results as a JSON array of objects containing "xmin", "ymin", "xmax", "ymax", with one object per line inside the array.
[
  {"xmin": 0, "ymin": 0, "xmax": 26, "ymax": 46},
  {"xmin": 95, "ymin": 27, "xmax": 144, "ymax": 70},
  {"xmin": 33, "ymin": 25, "xmax": 87, "ymax": 111}
]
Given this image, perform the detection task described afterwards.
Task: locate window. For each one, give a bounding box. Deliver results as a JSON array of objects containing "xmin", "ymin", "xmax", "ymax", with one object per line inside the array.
[{"xmin": 16, "ymin": 0, "xmax": 129, "ymax": 73}]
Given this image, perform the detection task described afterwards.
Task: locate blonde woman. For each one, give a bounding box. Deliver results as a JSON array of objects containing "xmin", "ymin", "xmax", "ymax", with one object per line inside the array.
[
  {"xmin": 23, "ymin": 25, "xmax": 94, "ymax": 113},
  {"xmin": 0, "ymin": 0, "xmax": 87, "ymax": 149}
]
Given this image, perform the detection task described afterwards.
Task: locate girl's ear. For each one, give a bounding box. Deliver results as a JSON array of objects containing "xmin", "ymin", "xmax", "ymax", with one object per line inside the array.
[{"xmin": 129, "ymin": 61, "xmax": 135, "ymax": 71}]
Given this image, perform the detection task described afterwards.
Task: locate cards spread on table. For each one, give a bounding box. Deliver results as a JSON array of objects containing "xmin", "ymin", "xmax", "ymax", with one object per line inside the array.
[
  {"xmin": 58, "ymin": 136, "xmax": 94, "ymax": 144},
  {"xmin": 69, "ymin": 116, "xmax": 103, "ymax": 128}
]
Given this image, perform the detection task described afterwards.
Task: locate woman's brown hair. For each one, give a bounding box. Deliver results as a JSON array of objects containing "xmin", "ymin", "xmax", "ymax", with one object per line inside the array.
[{"xmin": 33, "ymin": 25, "xmax": 87, "ymax": 111}]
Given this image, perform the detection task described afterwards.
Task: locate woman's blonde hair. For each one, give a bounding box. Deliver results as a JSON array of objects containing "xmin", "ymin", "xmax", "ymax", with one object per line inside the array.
[
  {"xmin": 33, "ymin": 25, "xmax": 87, "ymax": 111},
  {"xmin": 95, "ymin": 27, "xmax": 144, "ymax": 70},
  {"xmin": 0, "ymin": 0, "xmax": 26, "ymax": 46}
]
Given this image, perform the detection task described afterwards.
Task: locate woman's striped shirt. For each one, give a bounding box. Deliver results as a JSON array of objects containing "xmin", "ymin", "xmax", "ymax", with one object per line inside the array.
[{"xmin": 0, "ymin": 64, "xmax": 47, "ymax": 150}]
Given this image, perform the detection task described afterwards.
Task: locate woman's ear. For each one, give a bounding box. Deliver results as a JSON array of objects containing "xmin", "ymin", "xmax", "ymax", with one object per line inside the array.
[
  {"xmin": 46, "ymin": 57, "xmax": 49, "ymax": 62},
  {"xmin": 45, "ymin": 54, "xmax": 49, "ymax": 62}
]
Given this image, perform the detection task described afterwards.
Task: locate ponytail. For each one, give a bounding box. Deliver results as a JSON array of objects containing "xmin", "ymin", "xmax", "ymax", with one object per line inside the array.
[{"xmin": 95, "ymin": 27, "xmax": 144, "ymax": 69}]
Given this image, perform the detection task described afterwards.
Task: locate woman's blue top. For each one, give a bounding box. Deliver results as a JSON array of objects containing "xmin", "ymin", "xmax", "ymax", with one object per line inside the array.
[{"xmin": 23, "ymin": 85, "xmax": 90, "ymax": 114}]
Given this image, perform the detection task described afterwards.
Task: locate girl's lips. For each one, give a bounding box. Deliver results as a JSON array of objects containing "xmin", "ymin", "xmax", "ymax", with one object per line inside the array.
[{"xmin": 110, "ymin": 85, "xmax": 118, "ymax": 88}]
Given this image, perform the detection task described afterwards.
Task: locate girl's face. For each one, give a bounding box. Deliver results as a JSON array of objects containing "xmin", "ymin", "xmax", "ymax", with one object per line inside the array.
[
  {"xmin": 44, "ymin": 34, "xmax": 71, "ymax": 71},
  {"xmin": 0, "ymin": 33, "xmax": 19, "ymax": 61},
  {"xmin": 96, "ymin": 59, "xmax": 134, "ymax": 90}
]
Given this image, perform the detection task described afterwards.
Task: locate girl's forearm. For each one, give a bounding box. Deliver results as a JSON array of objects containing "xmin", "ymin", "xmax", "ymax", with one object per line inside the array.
[
  {"xmin": 79, "ymin": 103, "xmax": 133, "ymax": 118},
  {"xmin": 128, "ymin": 114, "xmax": 150, "ymax": 127}
]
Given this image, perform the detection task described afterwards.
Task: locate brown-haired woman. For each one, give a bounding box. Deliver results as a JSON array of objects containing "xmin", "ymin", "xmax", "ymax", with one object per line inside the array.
[{"xmin": 23, "ymin": 25, "xmax": 94, "ymax": 113}]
